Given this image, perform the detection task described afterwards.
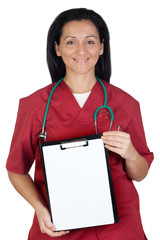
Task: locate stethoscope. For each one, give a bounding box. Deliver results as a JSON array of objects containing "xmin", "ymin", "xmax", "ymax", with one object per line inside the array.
[{"xmin": 39, "ymin": 77, "xmax": 114, "ymax": 141}]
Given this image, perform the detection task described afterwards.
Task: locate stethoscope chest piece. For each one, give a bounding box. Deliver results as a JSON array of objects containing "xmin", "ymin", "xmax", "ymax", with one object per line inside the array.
[{"xmin": 94, "ymin": 77, "xmax": 114, "ymax": 134}]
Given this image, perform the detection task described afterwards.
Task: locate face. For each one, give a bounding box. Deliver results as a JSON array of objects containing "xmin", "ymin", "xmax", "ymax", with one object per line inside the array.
[{"xmin": 55, "ymin": 20, "xmax": 104, "ymax": 76}]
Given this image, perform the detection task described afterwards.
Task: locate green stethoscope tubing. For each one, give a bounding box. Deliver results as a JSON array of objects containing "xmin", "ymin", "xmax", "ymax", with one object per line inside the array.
[
  {"xmin": 40, "ymin": 76, "xmax": 114, "ymax": 140},
  {"xmin": 42, "ymin": 77, "xmax": 64, "ymax": 131}
]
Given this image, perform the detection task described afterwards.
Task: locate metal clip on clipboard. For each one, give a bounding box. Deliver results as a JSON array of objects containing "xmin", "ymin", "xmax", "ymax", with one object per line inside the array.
[{"xmin": 60, "ymin": 139, "xmax": 88, "ymax": 150}]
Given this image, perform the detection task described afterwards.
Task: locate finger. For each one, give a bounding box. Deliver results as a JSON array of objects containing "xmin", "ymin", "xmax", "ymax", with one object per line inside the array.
[
  {"xmin": 101, "ymin": 134, "xmax": 128, "ymax": 148},
  {"xmin": 41, "ymin": 227, "xmax": 69, "ymax": 238},
  {"xmin": 39, "ymin": 218, "xmax": 55, "ymax": 237},
  {"xmin": 101, "ymin": 135, "xmax": 126, "ymax": 144},
  {"xmin": 104, "ymin": 143, "xmax": 122, "ymax": 156},
  {"xmin": 45, "ymin": 220, "xmax": 70, "ymax": 236},
  {"xmin": 104, "ymin": 139, "xmax": 123, "ymax": 149},
  {"xmin": 41, "ymin": 227, "xmax": 55, "ymax": 237},
  {"xmin": 40, "ymin": 219, "xmax": 69, "ymax": 237},
  {"xmin": 103, "ymin": 131, "xmax": 130, "ymax": 139},
  {"xmin": 51, "ymin": 231, "xmax": 70, "ymax": 237},
  {"xmin": 44, "ymin": 217, "xmax": 56, "ymax": 231}
]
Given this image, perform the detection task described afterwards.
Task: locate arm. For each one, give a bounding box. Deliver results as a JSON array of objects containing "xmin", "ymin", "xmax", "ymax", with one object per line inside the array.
[
  {"xmin": 101, "ymin": 131, "xmax": 149, "ymax": 181},
  {"xmin": 7, "ymin": 171, "xmax": 69, "ymax": 237}
]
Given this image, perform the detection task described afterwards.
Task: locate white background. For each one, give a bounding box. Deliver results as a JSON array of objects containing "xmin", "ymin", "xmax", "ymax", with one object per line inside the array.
[{"xmin": 0, "ymin": 0, "xmax": 159, "ymax": 239}]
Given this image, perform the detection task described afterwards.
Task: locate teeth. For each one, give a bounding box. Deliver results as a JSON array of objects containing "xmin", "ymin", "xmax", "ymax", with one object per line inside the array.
[{"xmin": 74, "ymin": 58, "xmax": 89, "ymax": 63}]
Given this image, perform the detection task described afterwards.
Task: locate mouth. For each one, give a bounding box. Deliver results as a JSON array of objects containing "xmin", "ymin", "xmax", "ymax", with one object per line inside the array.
[{"xmin": 73, "ymin": 58, "xmax": 89, "ymax": 63}]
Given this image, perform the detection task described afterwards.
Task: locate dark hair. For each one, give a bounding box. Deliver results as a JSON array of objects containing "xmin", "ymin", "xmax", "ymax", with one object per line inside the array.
[{"xmin": 47, "ymin": 8, "xmax": 111, "ymax": 82}]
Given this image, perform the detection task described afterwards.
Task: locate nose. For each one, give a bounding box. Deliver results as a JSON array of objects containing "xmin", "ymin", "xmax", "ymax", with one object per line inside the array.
[{"xmin": 76, "ymin": 42, "xmax": 86, "ymax": 55}]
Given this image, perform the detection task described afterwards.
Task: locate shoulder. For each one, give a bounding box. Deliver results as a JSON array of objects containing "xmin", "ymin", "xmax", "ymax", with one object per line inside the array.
[
  {"xmin": 19, "ymin": 84, "xmax": 54, "ymax": 111},
  {"xmin": 102, "ymin": 80, "xmax": 139, "ymax": 107},
  {"xmin": 101, "ymin": 80, "xmax": 141, "ymax": 120}
]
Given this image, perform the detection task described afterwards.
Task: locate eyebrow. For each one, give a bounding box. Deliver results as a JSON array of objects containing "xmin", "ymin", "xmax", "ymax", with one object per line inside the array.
[
  {"xmin": 86, "ymin": 35, "xmax": 97, "ymax": 39},
  {"xmin": 64, "ymin": 36, "xmax": 76, "ymax": 40},
  {"xmin": 64, "ymin": 35, "xmax": 97, "ymax": 40}
]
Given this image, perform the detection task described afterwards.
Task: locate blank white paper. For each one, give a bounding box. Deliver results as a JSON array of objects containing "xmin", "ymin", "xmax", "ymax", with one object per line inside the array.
[{"xmin": 42, "ymin": 138, "xmax": 114, "ymax": 231}]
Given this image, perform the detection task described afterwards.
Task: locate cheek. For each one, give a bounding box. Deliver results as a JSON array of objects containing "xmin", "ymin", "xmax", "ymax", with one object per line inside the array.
[
  {"xmin": 90, "ymin": 48, "xmax": 102, "ymax": 59},
  {"xmin": 58, "ymin": 45, "xmax": 75, "ymax": 56},
  {"xmin": 60, "ymin": 50, "xmax": 74, "ymax": 63}
]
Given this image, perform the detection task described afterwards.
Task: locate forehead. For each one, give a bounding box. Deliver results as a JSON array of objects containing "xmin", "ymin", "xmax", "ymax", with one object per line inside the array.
[{"xmin": 61, "ymin": 20, "xmax": 99, "ymax": 37}]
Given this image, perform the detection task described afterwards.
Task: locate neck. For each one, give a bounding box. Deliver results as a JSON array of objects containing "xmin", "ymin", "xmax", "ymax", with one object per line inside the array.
[{"xmin": 64, "ymin": 73, "xmax": 97, "ymax": 93}]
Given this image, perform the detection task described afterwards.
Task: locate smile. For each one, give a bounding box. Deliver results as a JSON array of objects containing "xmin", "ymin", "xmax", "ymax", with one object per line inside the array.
[{"xmin": 73, "ymin": 58, "xmax": 89, "ymax": 63}]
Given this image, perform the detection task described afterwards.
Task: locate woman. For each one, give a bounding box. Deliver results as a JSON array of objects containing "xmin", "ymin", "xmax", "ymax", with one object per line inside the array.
[{"xmin": 6, "ymin": 8, "xmax": 153, "ymax": 240}]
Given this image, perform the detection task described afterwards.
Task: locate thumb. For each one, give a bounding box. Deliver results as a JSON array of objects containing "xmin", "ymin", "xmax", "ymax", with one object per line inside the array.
[{"xmin": 44, "ymin": 217, "xmax": 56, "ymax": 231}]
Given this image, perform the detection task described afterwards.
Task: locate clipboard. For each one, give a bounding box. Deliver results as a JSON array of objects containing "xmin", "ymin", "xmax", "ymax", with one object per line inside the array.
[{"xmin": 39, "ymin": 134, "xmax": 119, "ymax": 231}]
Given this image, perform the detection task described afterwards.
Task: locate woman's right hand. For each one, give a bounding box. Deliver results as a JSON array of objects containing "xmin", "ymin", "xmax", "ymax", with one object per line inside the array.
[
  {"xmin": 7, "ymin": 172, "xmax": 69, "ymax": 237},
  {"xmin": 36, "ymin": 204, "xmax": 70, "ymax": 237}
]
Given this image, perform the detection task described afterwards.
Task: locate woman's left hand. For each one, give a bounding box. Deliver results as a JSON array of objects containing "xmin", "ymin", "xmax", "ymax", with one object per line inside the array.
[
  {"xmin": 101, "ymin": 131, "xmax": 149, "ymax": 181},
  {"xmin": 101, "ymin": 131, "xmax": 137, "ymax": 161}
]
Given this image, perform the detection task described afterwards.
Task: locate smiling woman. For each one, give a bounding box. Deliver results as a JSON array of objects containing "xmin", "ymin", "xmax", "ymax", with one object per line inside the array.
[
  {"xmin": 6, "ymin": 8, "xmax": 153, "ymax": 240},
  {"xmin": 54, "ymin": 20, "xmax": 104, "ymax": 92},
  {"xmin": 47, "ymin": 8, "xmax": 111, "ymax": 84}
]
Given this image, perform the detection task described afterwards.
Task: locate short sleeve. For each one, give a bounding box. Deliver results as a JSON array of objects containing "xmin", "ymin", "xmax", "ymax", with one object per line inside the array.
[
  {"xmin": 6, "ymin": 98, "xmax": 38, "ymax": 174},
  {"xmin": 127, "ymin": 100, "xmax": 154, "ymax": 167}
]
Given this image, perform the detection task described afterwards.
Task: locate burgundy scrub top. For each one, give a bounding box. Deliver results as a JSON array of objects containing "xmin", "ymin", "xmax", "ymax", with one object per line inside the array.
[{"xmin": 6, "ymin": 80, "xmax": 153, "ymax": 240}]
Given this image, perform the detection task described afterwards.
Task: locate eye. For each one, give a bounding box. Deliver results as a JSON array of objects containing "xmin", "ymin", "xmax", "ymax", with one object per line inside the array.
[
  {"xmin": 66, "ymin": 41, "xmax": 76, "ymax": 45},
  {"xmin": 87, "ymin": 40, "xmax": 95, "ymax": 45}
]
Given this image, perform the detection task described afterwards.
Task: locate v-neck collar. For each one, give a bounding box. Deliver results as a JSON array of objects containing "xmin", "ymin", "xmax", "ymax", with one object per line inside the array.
[{"xmin": 56, "ymin": 79, "xmax": 106, "ymax": 121}]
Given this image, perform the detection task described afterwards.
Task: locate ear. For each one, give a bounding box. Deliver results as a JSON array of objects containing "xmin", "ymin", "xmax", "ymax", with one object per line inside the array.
[
  {"xmin": 54, "ymin": 41, "xmax": 61, "ymax": 57},
  {"xmin": 99, "ymin": 39, "xmax": 104, "ymax": 56}
]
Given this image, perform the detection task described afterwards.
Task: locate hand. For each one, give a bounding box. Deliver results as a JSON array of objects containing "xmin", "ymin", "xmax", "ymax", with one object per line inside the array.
[
  {"xmin": 36, "ymin": 205, "xmax": 70, "ymax": 237},
  {"xmin": 101, "ymin": 131, "xmax": 149, "ymax": 181},
  {"xmin": 101, "ymin": 131, "xmax": 137, "ymax": 161}
]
